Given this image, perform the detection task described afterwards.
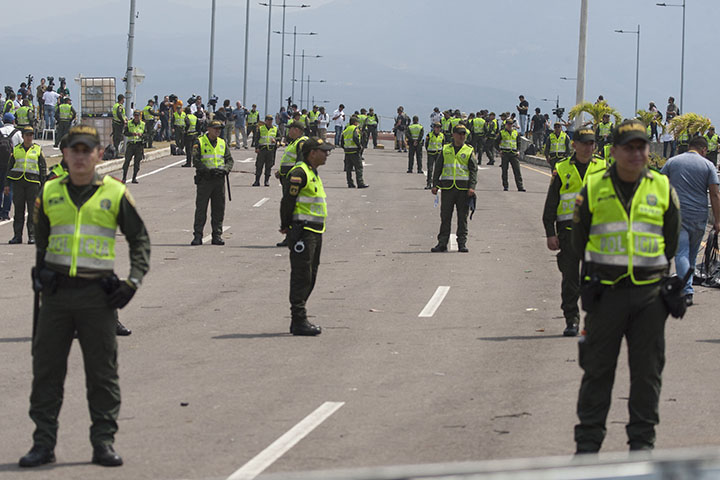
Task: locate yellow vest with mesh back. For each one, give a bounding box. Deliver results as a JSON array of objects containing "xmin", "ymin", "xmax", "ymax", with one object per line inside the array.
[
  {"xmin": 8, "ymin": 144, "xmax": 42, "ymax": 182},
  {"xmin": 280, "ymin": 135, "xmax": 308, "ymax": 174},
  {"xmin": 290, "ymin": 161, "xmax": 327, "ymax": 233},
  {"xmin": 43, "ymin": 176, "xmax": 126, "ymax": 276},
  {"xmin": 342, "ymin": 125, "xmax": 358, "ymax": 150},
  {"xmin": 472, "ymin": 117, "xmax": 486, "ymax": 134}
]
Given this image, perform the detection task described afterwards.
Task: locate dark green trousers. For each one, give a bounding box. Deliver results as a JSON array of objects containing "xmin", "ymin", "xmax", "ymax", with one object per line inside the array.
[
  {"xmin": 255, "ymin": 149, "xmax": 276, "ymax": 182},
  {"xmin": 185, "ymin": 133, "xmax": 198, "ymax": 166},
  {"xmin": 30, "ymin": 282, "xmax": 120, "ymax": 448},
  {"xmin": 575, "ymin": 283, "xmax": 668, "ymax": 452},
  {"xmin": 289, "ymin": 230, "xmax": 322, "ymax": 324},
  {"xmin": 482, "ymin": 139, "xmax": 495, "ymax": 164},
  {"xmin": 122, "ymin": 142, "xmax": 144, "ymax": 181},
  {"xmin": 11, "ymin": 179, "xmax": 39, "ymax": 239},
  {"xmin": 437, "ymin": 188, "xmax": 470, "ymax": 246},
  {"xmin": 111, "ymin": 122, "xmax": 124, "ymax": 153},
  {"xmin": 193, "ymin": 176, "xmax": 225, "ymax": 238},
  {"xmin": 500, "ymin": 151, "xmax": 524, "ymax": 190},
  {"xmin": 174, "ymin": 126, "xmax": 186, "ymax": 151},
  {"xmin": 144, "ymin": 120, "xmax": 155, "ymax": 148},
  {"xmin": 426, "ymin": 152, "xmax": 440, "ymax": 187},
  {"xmin": 54, "ymin": 121, "xmax": 71, "ymax": 147},
  {"xmin": 557, "ymin": 229, "xmax": 580, "ymax": 325},
  {"xmin": 344, "ymin": 152, "xmax": 365, "ymax": 186},
  {"xmin": 473, "ymin": 137, "xmax": 485, "ymax": 164}
]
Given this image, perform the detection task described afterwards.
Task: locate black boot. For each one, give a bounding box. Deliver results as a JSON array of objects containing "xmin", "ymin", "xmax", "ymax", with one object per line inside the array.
[
  {"xmin": 116, "ymin": 321, "xmax": 132, "ymax": 336},
  {"xmin": 19, "ymin": 445, "xmax": 55, "ymax": 467},
  {"xmin": 290, "ymin": 320, "xmax": 322, "ymax": 336},
  {"xmin": 190, "ymin": 234, "xmax": 203, "ymax": 246},
  {"xmin": 92, "ymin": 444, "xmax": 123, "ymax": 467},
  {"xmin": 252, "ymin": 174, "xmax": 260, "ymax": 186},
  {"xmin": 264, "ymin": 175, "xmax": 270, "ymax": 187}
]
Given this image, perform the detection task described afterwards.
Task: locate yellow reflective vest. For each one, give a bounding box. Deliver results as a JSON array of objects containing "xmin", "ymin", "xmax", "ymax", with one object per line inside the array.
[
  {"xmin": 198, "ymin": 134, "xmax": 226, "ymax": 169},
  {"xmin": 427, "ymin": 132, "xmax": 444, "ymax": 153},
  {"xmin": 112, "ymin": 102, "xmax": 125, "ymax": 123},
  {"xmin": 705, "ymin": 134, "xmax": 718, "ymax": 152},
  {"xmin": 585, "ymin": 170, "xmax": 670, "ymax": 285},
  {"xmin": 290, "ymin": 161, "xmax": 327, "ymax": 233},
  {"xmin": 555, "ymin": 156, "xmax": 607, "ymax": 222},
  {"xmin": 342, "ymin": 125, "xmax": 358, "ymax": 151},
  {"xmin": 499, "ymin": 129, "xmax": 518, "ymax": 151},
  {"xmin": 438, "ymin": 143, "xmax": 473, "ymax": 190},
  {"xmin": 43, "ymin": 176, "xmax": 126, "ymax": 276},
  {"xmin": 548, "ymin": 132, "xmax": 568, "ymax": 154},
  {"xmin": 127, "ymin": 120, "xmax": 145, "ymax": 143},
  {"xmin": 173, "ymin": 111, "xmax": 187, "ymax": 127},
  {"xmin": 280, "ymin": 135, "xmax": 308, "ymax": 174},
  {"xmin": 258, "ymin": 124, "xmax": 277, "ymax": 147},
  {"xmin": 8, "ymin": 144, "xmax": 42, "ymax": 182}
]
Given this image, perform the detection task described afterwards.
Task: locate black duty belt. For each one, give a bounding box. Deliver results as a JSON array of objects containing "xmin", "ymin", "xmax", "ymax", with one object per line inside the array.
[{"xmin": 55, "ymin": 274, "xmax": 103, "ymax": 289}]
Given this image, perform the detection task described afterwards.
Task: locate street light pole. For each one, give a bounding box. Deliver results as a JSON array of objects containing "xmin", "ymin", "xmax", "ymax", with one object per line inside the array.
[
  {"xmin": 614, "ymin": 25, "xmax": 640, "ymax": 114},
  {"xmin": 263, "ymin": 0, "xmax": 272, "ymax": 117},
  {"xmin": 124, "ymin": 0, "xmax": 137, "ymax": 118},
  {"xmin": 243, "ymin": 0, "xmax": 250, "ymax": 105},
  {"xmin": 208, "ymin": 0, "xmax": 216, "ymax": 101},
  {"xmin": 275, "ymin": 27, "xmax": 316, "ymax": 107},
  {"xmin": 657, "ymin": 1, "xmax": 686, "ymax": 112},
  {"xmin": 574, "ymin": 0, "xmax": 588, "ymax": 129}
]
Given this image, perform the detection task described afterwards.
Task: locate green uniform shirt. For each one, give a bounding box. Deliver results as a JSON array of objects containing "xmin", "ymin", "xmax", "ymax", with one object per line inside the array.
[{"xmin": 34, "ymin": 172, "xmax": 151, "ymax": 283}]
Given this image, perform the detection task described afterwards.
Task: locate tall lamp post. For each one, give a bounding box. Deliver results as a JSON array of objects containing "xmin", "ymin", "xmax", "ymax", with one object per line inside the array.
[
  {"xmin": 304, "ymin": 77, "xmax": 325, "ymax": 110},
  {"xmin": 275, "ymin": 27, "xmax": 317, "ymax": 107},
  {"xmin": 574, "ymin": 0, "xmax": 588, "ymax": 130},
  {"xmin": 657, "ymin": 1, "xmax": 686, "ymax": 112},
  {"xmin": 294, "ymin": 49, "xmax": 321, "ymax": 109},
  {"xmin": 615, "ymin": 25, "xmax": 640, "ymax": 115},
  {"xmin": 261, "ymin": 2, "xmax": 310, "ymax": 110}
]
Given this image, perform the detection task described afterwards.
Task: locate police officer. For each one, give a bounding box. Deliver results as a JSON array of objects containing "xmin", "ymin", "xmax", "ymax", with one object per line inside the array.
[
  {"xmin": 173, "ymin": 103, "xmax": 187, "ymax": 155},
  {"xmin": 182, "ymin": 106, "xmax": 199, "ymax": 168},
  {"xmin": 595, "ymin": 113, "xmax": 613, "ymax": 152},
  {"xmin": 5, "ymin": 127, "xmax": 46, "ymax": 244},
  {"xmin": 246, "ymin": 104, "xmax": 259, "ymax": 144},
  {"xmin": 542, "ymin": 128, "xmax": 606, "ymax": 336},
  {"xmin": 111, "ymin": 94, "xmax": 126, "ymax": 157},
  {"xmin": 142, "ymin": 99, "xmax": 159, "ymax": 148},
  {"xmin": 425, "ymin": 122, "xmax": 444, "ymax": 190},
  {"xmin": 15, "ymin": 99, "xmax": 35, "ymax": 129},
  {"xmin": 495, "ymin": 119, "xmax": 526, "ymax": 192},
  {"xmin": 122, "ymin": 111, "xmax": 145, "ymax": 184},
  {"xmin": 252, "ymin": 115, "xmax": 278, "ymax": 187},
  {"xmin": 275, "ymin": 121, "xmax": 308, "ymax": 247},
  {"xmin": 53, "ymin": 97, "xmax": 76, "ymax": 148},
  {"xmin": 342, "ymin": 116, "xmax": 368, "ymax": 188},
  {"xmin": 190, "ymin": 120, "xmax": 234, "ymax": 246},
  {"xmin": 365, "ymin": 108, "xmax": 379, "ymax": 148},
  {"xmin": 19, "ymin": 125, "xmax": 150, "ymax": 468},
  {"xmin": 280, "ymin": 137, "xmax": 333, "ymax": 336},
  {"xmin": 471, "ymin": 112, "xmax": 486, "ymax": 164},
  {"xmin": 48, "ymin": 136, "xmax": 133, "ymax": 337},
  {"xmin": 572, "ymin": 119, "xmax": 680, "ymax": 453},
  {"xmin": 704, "ymin": 126, "xmax": 718, "ymax": 166},
  {"xmin": 307, "ymin": 105, "xmax": 320, "ymax": 137},
  {"xmin": 483, "ymin": 112, "xmax": 499, "ymax": 165},
  {"xmin": 544, "ymin": 122, "xmax": 570, "ymax": 169},
  {"xmin": 406, "ymin": 116, "xmax": 424, "ymax": 174},
  {"xmin": 430, "ymin": 125, "xmax": 477, "ymax": 253}
]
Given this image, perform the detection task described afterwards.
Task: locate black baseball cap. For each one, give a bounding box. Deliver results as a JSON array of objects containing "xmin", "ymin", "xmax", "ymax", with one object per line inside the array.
[
  {"xmin": 302, "ymin": 137, "xmax": 334, "ymax": 155},
  {"xmin": 67, "ymin": 125, "xmax": 100, "ymax": 148},
  {"xmin": 288, "ymin": 121, "xmax": 305, "ymax": 130},
  {"xmin": 574, "ymin": 128, "xmax": 595, "ymax": 143},
  {"xmin": 613, "ymin": 119, "xmax": 648, "ymax": 145},
  {"xmin": 453, "ymin": 125, "xmax": 467, "ymax": 134},
  {"xmin": 208, "ymin": 120, "xmax": 223, "ymax": 129}
]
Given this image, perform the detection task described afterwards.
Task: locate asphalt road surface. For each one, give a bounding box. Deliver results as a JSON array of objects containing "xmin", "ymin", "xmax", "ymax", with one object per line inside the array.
[{"xmin": 2, "ymin": 143, "xmax": 719, "ymax": 480}]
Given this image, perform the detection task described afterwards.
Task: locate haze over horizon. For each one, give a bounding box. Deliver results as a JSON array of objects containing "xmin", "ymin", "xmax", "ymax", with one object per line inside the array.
[{"xmin": 6, "ymin": 0, "xmax": 716, "ymax": 130}]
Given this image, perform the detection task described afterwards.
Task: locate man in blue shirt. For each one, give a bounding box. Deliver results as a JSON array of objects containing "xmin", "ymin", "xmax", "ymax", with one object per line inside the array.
[
  {"xmin": 233, "ymin": 101, "xmax": 248, "ymax": 149},
  {"xmin": 661, "ymin": 135, "xmax": 720, "ymax": 305}
]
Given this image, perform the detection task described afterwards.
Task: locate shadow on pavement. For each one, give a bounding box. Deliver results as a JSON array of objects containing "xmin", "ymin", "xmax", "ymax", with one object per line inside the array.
[
  {"xmin": 212, "ymin": 333, "xmax": 288, "ymax": 339},
  {"xmin": 0, "ymin": 461, "xmax": 88, "ymax": 472},
  {"xmin": 233, "ymin": 245, "xmax": 281, "ymax": 249},
  {"xmin": 696, "ymin": 339, "xmax": 720, "ymax": 344},
  {"xmin": 477, "ymin": 334, "xmax": 566, "ymax": 341},
  {"xmin": 0, "ymin": 337, "xmax": 31, "ymax": 343}
]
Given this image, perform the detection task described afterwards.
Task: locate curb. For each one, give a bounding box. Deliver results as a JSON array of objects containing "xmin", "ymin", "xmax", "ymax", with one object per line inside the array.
[{"xmin": 96, "ymin": 147, "xmax": 172, "ymax": 175}]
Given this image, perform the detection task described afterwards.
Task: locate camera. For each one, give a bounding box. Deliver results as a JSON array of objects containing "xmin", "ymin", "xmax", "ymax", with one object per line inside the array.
[
  {"xmin": 26, "ymin": 74, "xmax": 34, "ymax": 88},
  {"xmin": 552, "ymin": 107, "xmax": 565, "ymax": 119},
  {"xmin": 169, "ymin": 94, "xmax": 177, "ymax": 103},
  {"xmin": 47, "ymin": 76, "xmax": 55, "ymax": 87},
  {"xmin": 59, "ymin": 77, "xmax": 66, "ymax": 85},
  {"xmin": 4, "ymin": 86, "xmax": 14, "ymax": 97},
  {"xmin": 207, "ymin": 95, "xmax": 218, "ymax": 112}
]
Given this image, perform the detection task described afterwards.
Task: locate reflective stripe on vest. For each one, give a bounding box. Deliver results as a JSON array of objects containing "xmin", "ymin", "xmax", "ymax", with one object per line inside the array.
[
  {"xmin": 142, "ymin": 105, "xmax": 155, "ymax": 121},
  {"xmin": 16, "ymin": 106, "xmax": 30, "ymax": 125},
  {"xmin": 258, "ymin": 125, "xmax": 277, "ymax": 146},
  {"xmin": 290, "ymin": 161, "xmax": 327, "ymax": 233},
  {"xmin": 555, "ymin": 157, "xmax": 607, "ymax": 221},
  {"xmin": 500, "ymin": 129, "xmax": 518, "ymax": 151},
  {"xmin": 549, "ymin": 132, "xmax": 568, "ymax": 154},
  {"xmin": 9, "ymin": 144, "xmax": 42, "ymax": 182},
  {"xmin": 598, "ymin": 122, "xmax": 612, "ymax": 136},
  {"xmin": 706, "ymin": 134, "xmax": 718, "ymax": 152},
  {"xmin": 198, "ymin": 135, "xmax": 226, "ymax": 169},
  {"xmin": 187, "ymin": 114, "xmax": 198, "ymax": 134},
  {"xmin": 441, "ymin": 118, "xmax": 450, "ymax": 132},
  {"xmin": 43, "ymin": 176, "xmax": 125, "ymax": 276},
  {"xmin": 343, "ymin": 125, "xmax": 358, "ymax": 149},
  {"xmin": 50, "ymin": 163, "xmax": 67, "ymax": 179},
  {"xmin": 127, "ymin": 121, "xmax": 145, "ymax": 143},
  {"xmin": 408, "ymin": 124, "xmax": 423, "ymax": 140},
  {"xmin": 247, "ymin": 111, "xmax": 259, "ymax": 124},
  {"xmin": 365, "ymin": 115, "xmax": 377, "ymax": 126},
  {"xmin": 585, "ymin": 171, "xmax": 670, "ymax": 285},
  {"xmin": 427, "ymin": 132, "xmax": 444, "ymax": 152},
  {"xmin": 450, "ymin": 118, "xmax": 461, "ymax": 130},
  {"xmin": 280, "ymin": 136, "xmax": 308, "ymax": 172},
  {"xmin": 439, "ymin": 143, "xmax": 473, "ymax": 190},
  {"xmin": 58, "ymin": 104, "xmax": 72, "ymax": 121},
  {"xmin": 308, "ymin": 111, "xmax": 319, "ymax": 123},
  {"xmin": 174, "ymin": 111, "xmax": 186, "ymax": 127}
]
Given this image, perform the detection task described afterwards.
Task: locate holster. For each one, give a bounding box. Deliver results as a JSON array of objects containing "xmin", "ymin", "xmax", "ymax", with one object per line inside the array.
[
  {"xmin": 660, "ymin": 274, "xmax": 688, "ymax": 318},
  {"xmin": 99, "ymin": 273, "xmax": 121, "ymax": 295},
  {"xmin": 32, "ymin": 267, "xmax": 58, "ymax": 295},
  {"xmin": 580, "ymin": 273, "xmax": 604, "ymax": 313},
  {"xmin": 287, "ymin": 223, "xmax": 306, "ymax": 251}
]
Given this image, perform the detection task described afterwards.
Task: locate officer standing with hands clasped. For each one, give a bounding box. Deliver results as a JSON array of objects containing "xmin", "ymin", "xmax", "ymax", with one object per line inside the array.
[
  {"xmin": 431, "ymin": 125, "xmax": 477, "ymax": 253},
  {"xmin": 19, "ymin": 125, "xmax": 150, "ymax": 467},
  {"xmin": 191, "ymin": 120, "xmax": 234, "ymax": 246},
  {"xmin": 424, "ymin": 122, "xmax": 444, "ymax": 189},
  {"xmin": 572, "ymin": 119, "xmax": 682, "ymax": 454},
  {"xmin": 275, "ymin": 121, "xmax": 308, "ymax": 247},
  {"xmin": 280, "ymin": 137, "xmax": 333, "ymax": 336},
  {"xmin": 252, "ymin": 115, "xmax": 278, "ymax": 187},
  {"xmin": 496, "ymin": 119, "xmax": 526, "ymax": 192},
  {"xmin": 122, "ymin": 110, "xmax": 145, "ymax": 184},
  {"xmin": 542, "ymin": 127, "xmax": 606, "ymax": 336}
]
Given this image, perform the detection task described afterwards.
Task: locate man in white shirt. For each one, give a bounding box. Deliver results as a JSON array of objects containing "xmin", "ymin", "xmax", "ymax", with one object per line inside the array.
[
  {"xmin": 332, "ymin": 104, "xmax": 345, "ymax": 145},
  {"xmin": 42, "ymin": 87, "xmax": 61, "ymax": 129},
  {"xmin": 0, "ymin": 115, "xmax": 23, "ymax": 220},
  {"xmin": 430, "ymin": 107, "xmax": 443, "ymax": 125}
]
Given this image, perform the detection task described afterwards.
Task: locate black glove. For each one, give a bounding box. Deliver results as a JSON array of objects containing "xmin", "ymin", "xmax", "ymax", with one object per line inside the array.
[{"xmin": 108, "ymin": 280, "xmax": 137, "ymax": 309}]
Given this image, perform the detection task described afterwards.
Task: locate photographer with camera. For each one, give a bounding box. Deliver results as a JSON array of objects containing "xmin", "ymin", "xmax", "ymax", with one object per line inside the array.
[{"xmin": 571, "ymin": 119, "xmax": 680, "ymax": 454}]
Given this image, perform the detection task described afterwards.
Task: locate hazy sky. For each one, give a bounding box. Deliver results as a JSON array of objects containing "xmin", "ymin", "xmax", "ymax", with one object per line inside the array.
[{"xmin": 5, "ymin": 0, "xmax": 716, "ymax": 130}]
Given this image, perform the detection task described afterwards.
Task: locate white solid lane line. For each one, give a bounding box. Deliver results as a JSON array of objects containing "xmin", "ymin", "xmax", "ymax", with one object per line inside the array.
[
  {"xmin": 449, "ymin": 234, "xmax": 458, "ymax": 252},
  {"xmin": 136, "ymin": 159, "xmax": 187, "ymax": 179},
  {"xmin": 226, "ymin": 401, "xmax": 345, "ymax": 480},
  {"xmin": 253, "ymin": 198, "xmax": 270, "ymax": 208},
  {"xmin": 418, "ymin": 286, "xmax": 451, "ymax": 318},
  {"xmin": 202, "ymin": 226, "xmax": 231, "ymax": 245}
]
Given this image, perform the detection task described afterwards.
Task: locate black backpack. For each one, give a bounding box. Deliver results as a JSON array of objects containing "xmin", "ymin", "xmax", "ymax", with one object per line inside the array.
[{"xmin": 0, "ymin": 128, "xmax": 19, "ymax": 168}]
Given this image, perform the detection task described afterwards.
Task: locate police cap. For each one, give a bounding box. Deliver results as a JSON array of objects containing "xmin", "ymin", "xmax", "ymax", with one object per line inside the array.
[
  {"xmin": 453, "ymin": 125, "xmax": 467, "ymax": 134},
  {"xmin": 574, "ymin": 128, "xmax": 595, "ymax": 143},
  {"xmin": 67, "ymin": 125, "xmax": 100, "ymax": 148},
  {"xmin": 288, "ymin": 121, "xmax": 305, "ymax": 130},
  {"xmin": 208, "ymin": 120, "xmax": 223, "ymax": 129},
  {"xmin": 613, "ymin": 119, "xmax": 648, "ymax": 145},
  {"xmin": 302, "ymin": 137, "xmax": 334, "ymax": 155}
]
